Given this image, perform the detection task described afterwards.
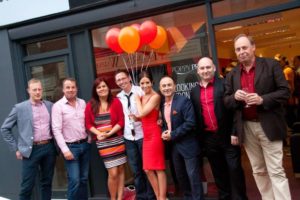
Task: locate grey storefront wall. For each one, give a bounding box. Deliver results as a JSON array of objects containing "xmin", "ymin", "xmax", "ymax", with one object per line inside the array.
[{"xmin": 1, "ymin": 0, "xmax": 300, "ymax": 199}]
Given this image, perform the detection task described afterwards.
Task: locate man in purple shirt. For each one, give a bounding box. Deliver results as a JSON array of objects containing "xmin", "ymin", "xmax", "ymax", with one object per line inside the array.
[
  {"xmin": 1, "ymin": 78, "xmax": 56, "ymax": 200},
  {"xmin": 52, "ymin": 77, "xmax": 90, "ymax": 200}
]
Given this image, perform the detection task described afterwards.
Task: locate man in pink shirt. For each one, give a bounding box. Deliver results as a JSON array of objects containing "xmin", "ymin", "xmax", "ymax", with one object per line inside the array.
[
  {"xmin": 1, "ymin": 78, "xmax": 56, "ymax": 200},
  {"xmin": 52, "ymin": 78, "xmax": 90, "ymax": 200},
  {"xmin": 160, "ymin": 75, "xmax": 203, "ymax": 200}
]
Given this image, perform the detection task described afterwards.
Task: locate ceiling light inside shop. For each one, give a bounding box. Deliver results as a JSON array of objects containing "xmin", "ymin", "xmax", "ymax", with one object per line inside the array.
[{"xmin": 219, "ymin": 26, "xmax": 242, "ymax": 31}]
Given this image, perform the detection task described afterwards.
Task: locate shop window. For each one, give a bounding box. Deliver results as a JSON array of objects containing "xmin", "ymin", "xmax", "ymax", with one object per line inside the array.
[
  {"xmin": 212, "ymin": 0, "xmax": 293, "ymax": 18},
  {"xmin": 215, "ymin": 7, "xmax": 300, "ymax": 75},
  {"xmin": 29, "ymin": 59, "xmax": 67, "ymax": 102},
  {"xmin": 91, "ymin": 5, "xmax": 209, "ymax": 98},
  {"xmin": 26, "ymin": 37, "xmax": 68, "ymax": 55}
]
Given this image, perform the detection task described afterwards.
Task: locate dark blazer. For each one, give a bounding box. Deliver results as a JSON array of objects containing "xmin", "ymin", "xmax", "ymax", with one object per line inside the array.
[
  {"xmin": 1, "ymin": 100, "xmax": 53, "ymax": 158},
  {"xmin": 161, "ymin": 94, "xmax": 200, "ymax": 159},
  {"xmin": 224, "ymin": 57, "xmax": 290, "ymax": 141},
  {"xmin": 190, "ymin": 76, "xmax": 233, "ymax": 142}
]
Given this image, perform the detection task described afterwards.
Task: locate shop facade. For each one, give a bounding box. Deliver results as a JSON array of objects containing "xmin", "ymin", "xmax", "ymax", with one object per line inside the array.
[{"xmin": 0, "ymin": 0, "xmax": 300, "ymax": 199}]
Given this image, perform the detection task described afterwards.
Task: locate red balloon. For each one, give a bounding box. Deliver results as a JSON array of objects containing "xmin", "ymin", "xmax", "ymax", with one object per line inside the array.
[
  {"xmin": 140, "ymin": 20, "xmax": 157, "ymax": 45},
  {"xmin": 105, "ymin": 28, "xmax": 123, "ymax": 54},
  {"xmin": 131, "ymin": 23, "xmax": 140, "ymax": 31}
]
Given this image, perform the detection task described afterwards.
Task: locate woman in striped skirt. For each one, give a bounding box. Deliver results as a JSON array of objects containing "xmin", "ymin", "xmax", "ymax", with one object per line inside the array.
[{"xmin": 85, "ymin": 77, "xmax": 126, "ymax": 200}]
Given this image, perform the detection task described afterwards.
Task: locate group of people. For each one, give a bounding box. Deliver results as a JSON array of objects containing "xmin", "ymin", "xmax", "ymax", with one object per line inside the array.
[{"xmin": 0, "ymin": 33, "xmax": 292, "ymax": 200}]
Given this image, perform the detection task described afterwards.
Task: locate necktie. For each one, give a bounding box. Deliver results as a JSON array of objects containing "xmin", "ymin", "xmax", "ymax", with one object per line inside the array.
[
  {"xmin": 125, "ymin": 92, "xmax": 133, "ymax": 109},
  {"xmin": 125, "ymin": 92, "xmax": 135, "ymax": 137}
]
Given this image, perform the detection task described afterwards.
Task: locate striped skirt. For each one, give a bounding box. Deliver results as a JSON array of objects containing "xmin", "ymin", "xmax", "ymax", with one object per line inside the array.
[{"xmin": 96, "ymin": 135, "xmax": 127, "ymax": 169}]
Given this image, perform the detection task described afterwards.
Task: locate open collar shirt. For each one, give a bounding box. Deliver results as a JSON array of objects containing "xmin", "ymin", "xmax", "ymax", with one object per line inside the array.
[
  {"xmin": 117, "ymin": 85, "xmax": 144, "ymax": 141},
  {"xmin": 164, "ymin": 98, "xmax": 173, "ymax": 131},
  {"xmin": 199, "ymin": 78, "xmax": 218, "ymax": 132},
  {"xmin": 52, "ymin": 96, "xmax": 87, "ymax": 153}
]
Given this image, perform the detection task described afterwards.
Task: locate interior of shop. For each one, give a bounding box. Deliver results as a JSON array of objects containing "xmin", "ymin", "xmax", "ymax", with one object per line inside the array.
[{"xmin": 216, "ymin": 7, "xmax": 300, "ymax": 73}]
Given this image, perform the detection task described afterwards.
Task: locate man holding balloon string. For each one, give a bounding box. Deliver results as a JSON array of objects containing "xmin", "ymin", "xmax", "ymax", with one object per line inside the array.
[
  {"xmin": 115, "ymin": 69, "xmax": 156, "ymax": 200},
  {"xmin": 108, "ymin": 21, "xmax": 169, "ymax": 199}
]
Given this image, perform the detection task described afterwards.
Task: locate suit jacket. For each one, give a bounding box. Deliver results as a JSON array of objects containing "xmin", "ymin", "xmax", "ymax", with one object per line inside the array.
[
  {"xmin": 161, "ymin": 94, "xmax": 200, "ymax": 159},
  {"xmin": 190, "ymin": 76, "xmax": 233, "ymax": 143},
  {"xmin": 224, "ymin": 57, "xmax": 290, "ymax": 141},
  {"xmin": 1, "ymin": 100, "xmax": 53, "ymax": 158}
]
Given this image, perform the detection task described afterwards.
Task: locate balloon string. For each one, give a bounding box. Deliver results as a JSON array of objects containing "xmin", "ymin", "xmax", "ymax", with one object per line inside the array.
[
  {"xmin": 141, "ymin": 46, "xmax": 147, "ymax": 72},
  {"xmin": 121, "ymin": 54, "xmax": 131, "ymax": 79},
  {"xmin": 135, "ymin": 52, "xmax": 138, "ymax": 85},
  {"xmin": 129, "ymin": 54, "xmax": 136, "ymax": 85},
  {"xmin": 145, "ymin": 49, "xmax": 154, "ymax": 71}
]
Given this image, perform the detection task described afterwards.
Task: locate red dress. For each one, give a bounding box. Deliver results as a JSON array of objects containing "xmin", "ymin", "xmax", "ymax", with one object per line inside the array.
[{"xmin": 141, "ymin": 108, "xmax": 165, "ymax": 170}]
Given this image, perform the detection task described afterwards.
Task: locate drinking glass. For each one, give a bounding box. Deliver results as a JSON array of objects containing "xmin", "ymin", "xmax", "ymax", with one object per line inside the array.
[{"xmin": 242, "ymin": 87, "xmax": 250, "ymax": 108}]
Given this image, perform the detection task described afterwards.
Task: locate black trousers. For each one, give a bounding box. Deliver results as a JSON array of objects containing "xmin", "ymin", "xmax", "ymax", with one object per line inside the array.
[{"xmin": 203, "ymin": 132, "xmax": 248, "ymax": 200}]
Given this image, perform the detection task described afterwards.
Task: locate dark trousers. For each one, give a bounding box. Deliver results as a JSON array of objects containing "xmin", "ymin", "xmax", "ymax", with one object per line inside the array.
[
  {"xmin": 20, "ymin": 142, "xmax": 56, "ymax": 200},
  {"xmin": 65, "ymin": 142, "xmax": 91, "ymax": 200},
  {"xmin": 124, "ymin": 138, "xmax": 155, "ymax": 200},
  {"xmin": 284, "ymin": 104, "xmax": 297, "ymax": 128},
  {"xmin": 171, "ymin": 146, "xmax": 204, "ymax": 200},
  {"xmin": 203, "ymin": 133, "xmax": 248, "ymax": 200}
]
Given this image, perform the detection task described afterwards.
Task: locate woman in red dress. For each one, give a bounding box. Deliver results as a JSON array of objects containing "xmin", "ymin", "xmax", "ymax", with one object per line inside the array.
[
  {"xmin": 134, "ymin": 70, "xmax": 167, "ymax": 200},
  {"xmin": 85, "ymin": 77, "xmax": 126, "ymax": 200}
]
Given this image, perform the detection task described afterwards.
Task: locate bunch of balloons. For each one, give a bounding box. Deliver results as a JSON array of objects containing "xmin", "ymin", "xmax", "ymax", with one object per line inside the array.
[{"xmin": 105, "ymin": 20, "xmax": 168, "ymax": 54}]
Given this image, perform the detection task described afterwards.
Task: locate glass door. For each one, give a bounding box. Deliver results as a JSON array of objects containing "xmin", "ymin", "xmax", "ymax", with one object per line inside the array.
[
  {"xmin": 25, "ymin": 56, "xmax": 68, "ymax": 198},
  {"xmin": 26, "ymin": 56, "xmax": 68, "ymax": 102}
]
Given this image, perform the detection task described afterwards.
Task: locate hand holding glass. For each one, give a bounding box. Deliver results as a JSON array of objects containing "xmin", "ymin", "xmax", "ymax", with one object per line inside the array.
[
  {"xmin": 242, "ymin": 87, "xmax": 250, "ymax": 108},
  {"xmin": 128, "ymin": 108, "xmax": 135, "ymax": 130}
]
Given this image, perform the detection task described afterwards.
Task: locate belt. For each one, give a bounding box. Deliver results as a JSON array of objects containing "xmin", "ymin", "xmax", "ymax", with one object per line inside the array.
[
  {"xmin": 33, "ymin": 139, "xmax": 52, "ymax": 145},
  {"xmin": 66, "ymin": 138, "xmax": 88, "ymax": 145}
]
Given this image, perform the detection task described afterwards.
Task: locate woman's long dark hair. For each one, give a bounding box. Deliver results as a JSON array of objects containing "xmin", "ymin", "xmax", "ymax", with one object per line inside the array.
[
  {"xmin": 90, "ymin": 77, "xmax": 113, "ymax": 115},
  {"xmin": 138, "ymin": 70, "xmax": 153, "ymax": 83}
]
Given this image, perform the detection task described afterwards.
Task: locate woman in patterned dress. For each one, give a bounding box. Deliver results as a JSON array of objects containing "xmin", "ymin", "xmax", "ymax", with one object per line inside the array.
[{"xmin": 85, "ymin": 77, "xmax": 126, "ymax": 200}]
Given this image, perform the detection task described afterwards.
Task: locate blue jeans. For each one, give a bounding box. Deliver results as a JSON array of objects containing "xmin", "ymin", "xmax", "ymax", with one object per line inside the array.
[
  {"xmin": 171, "ymin": 147, "xmax": 204, "ymax": 200},
  {"xmin": 20, "ymin": 141, "xmax": 56, "ymax": 200},
  {"xmin": 124, "ymin": 138, "xmax": 155, "ymax": 200},
  {"xmin": 65, "ymin": 142, "xmax": 91, "ymax": 200}
]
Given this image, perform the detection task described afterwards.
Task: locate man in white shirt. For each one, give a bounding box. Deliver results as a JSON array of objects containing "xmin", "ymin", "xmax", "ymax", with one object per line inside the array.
[{"xmin": 115, "ymin": 70, "xmax": 155, "ymax": 200}]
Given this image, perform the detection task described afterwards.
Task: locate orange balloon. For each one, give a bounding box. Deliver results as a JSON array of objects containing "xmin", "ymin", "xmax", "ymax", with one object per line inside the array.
[
  {"xmin": 118, "ymin": 26, "xmax": 140, "ymax": 53},
  {"xmin": 149, "ymin": 26, "xmax": 167, "ymax": 49}
]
